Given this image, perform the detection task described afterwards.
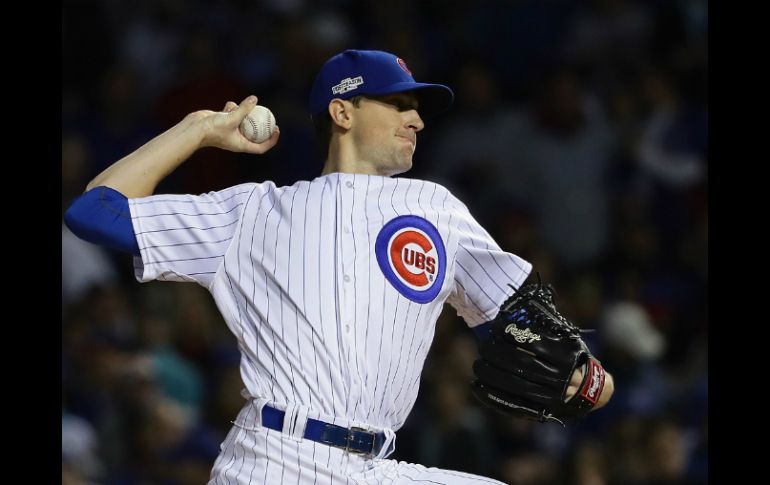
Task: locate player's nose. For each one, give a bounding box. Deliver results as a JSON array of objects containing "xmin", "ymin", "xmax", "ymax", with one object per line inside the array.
[{"xmin": 406, "ymin": 110, "xmax": 424, "ymax": 133}]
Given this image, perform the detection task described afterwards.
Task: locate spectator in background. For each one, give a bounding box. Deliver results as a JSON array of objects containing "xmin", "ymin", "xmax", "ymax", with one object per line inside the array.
[
  {"xmin": 62, "ymin": 411, "xmax": 104, "ymax": 483},
  {"xmin": 597, "ymin": 301, "xmax": 673, "ymax": 421},
  {"xmin": 62, "ymin": 223, "xmax": 118, "ymax": 307},
  {"xmin": 429, "ymin": 61, "xmax": 532, "ymax": 218},
  {"xmin": 506, "ymin": 66, "xmax": 615, "ymax": 269}
]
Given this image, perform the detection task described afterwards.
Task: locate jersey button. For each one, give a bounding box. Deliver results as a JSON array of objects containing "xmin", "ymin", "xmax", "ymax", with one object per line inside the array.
[
  {"xmin": 344, "ymin": 226, "xmax": 351, "ymax": 234},
  {"xmin": 344, "ymin": 275, "xmax": 351, "ymax": 282},
  {"xmin": 346, "ymin": 181, "xmax": 354, "ymax": 188}
]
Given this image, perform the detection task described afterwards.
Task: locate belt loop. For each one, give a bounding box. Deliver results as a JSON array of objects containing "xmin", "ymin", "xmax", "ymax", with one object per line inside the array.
[
  {"xmin": 252, "ymin": 397, "xmax": 269, "ymax": 430},
  {"xmin": 287, "ymin": 405, "xmax": 310, "ymax": 442},
  {"xmin": 281, "ymin": 403, "xmax": 297, "ymax": 435}
]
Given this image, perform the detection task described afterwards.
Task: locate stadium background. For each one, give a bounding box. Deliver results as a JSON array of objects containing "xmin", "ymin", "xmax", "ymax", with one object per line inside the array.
[{"xmin": 62, "ymin": 1, "xmax": 707, "ymax": 483}]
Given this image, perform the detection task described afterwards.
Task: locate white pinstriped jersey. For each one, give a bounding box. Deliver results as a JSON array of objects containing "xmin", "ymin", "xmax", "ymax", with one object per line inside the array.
[{"xmin": 129, "ymin": 172, "xmax": 531, "ymax": 431}]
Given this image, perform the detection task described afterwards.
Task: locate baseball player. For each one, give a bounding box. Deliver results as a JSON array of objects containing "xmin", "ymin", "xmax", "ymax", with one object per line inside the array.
[{"xmin": 65, "ymin": 49, "xmax": 614, "ymax": 484}]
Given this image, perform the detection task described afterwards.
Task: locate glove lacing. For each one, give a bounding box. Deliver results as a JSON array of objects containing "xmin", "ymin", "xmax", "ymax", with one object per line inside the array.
[{"xmin": 502, "ymin": 273, "xmax": 591, "ymax": 338}]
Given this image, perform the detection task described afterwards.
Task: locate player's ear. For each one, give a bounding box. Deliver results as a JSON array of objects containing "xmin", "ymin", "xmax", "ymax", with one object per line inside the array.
[{"xmin": 328, "ymin": 99, "xmax": 353, "ymax": 130}]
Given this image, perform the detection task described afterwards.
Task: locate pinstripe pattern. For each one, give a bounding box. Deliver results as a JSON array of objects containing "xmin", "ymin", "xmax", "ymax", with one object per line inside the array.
[
  {"xmin": 130, "ymin": 173, "xmax": 531, "ymax": 483},
  {"xmin": 349, "ymin": 175, "xmax": 363, "ymax": 418}
]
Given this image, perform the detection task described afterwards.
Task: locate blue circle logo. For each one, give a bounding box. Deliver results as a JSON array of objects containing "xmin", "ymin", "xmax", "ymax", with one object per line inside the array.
[{"xmin": 375, "ymin": 215, "xmax": 446, "ymax": 303}]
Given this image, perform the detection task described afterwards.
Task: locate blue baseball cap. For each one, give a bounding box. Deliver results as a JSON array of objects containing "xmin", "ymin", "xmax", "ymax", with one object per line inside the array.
[{"xmin": 309, "ymin": 49, "xmax": 454, "ymax": 119}]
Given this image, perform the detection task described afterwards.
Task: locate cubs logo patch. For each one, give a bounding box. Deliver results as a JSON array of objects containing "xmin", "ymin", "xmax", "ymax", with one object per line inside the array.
[{"xmin": 375, "ymin": 215, "xmax": 446, "ymax": 303}]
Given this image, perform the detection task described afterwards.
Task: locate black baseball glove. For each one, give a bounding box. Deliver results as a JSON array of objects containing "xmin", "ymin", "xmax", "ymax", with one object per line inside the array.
[{"xmin": 470, "ymin": 277, "xmax": 607, "ymax": 426}]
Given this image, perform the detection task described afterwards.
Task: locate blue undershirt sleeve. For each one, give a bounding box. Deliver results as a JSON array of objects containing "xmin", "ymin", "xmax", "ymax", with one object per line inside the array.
[
  {"xmin": 472, "ymin": 321, "xmax": 492, "ymax": 343},
  {"xmin": 64, "ymin": 186, "xmax": 140, "ymax": 256}
]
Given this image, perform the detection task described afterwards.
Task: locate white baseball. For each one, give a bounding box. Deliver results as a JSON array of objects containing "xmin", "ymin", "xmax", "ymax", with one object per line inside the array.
[{"xmin": 239, "ymin": 105, "xmax": 276, "ymax": 143}]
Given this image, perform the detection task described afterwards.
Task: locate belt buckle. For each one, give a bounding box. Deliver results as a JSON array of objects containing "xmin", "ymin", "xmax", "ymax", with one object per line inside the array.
[{"xmin": 345, "ymin": 427, "xmax": 376, "ymax": 456}]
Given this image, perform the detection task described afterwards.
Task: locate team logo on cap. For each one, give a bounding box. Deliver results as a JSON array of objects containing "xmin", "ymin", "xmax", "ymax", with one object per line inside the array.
[
  {"xmin": 332, "ymin": 76, "xmax": 364, "ymax": 95},
  {"xmin": 375, "ymin": 215, "xmax": 446, "ymax": 303},
  {"xmin": 397, "ymin": 58, "xmax": 412, "ymax": 76}
]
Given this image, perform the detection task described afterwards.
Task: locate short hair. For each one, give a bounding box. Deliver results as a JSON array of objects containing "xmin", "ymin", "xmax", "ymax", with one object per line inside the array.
[{"xmin": 311, "ymin": 95, "xmax": 365, "ymax": 162}]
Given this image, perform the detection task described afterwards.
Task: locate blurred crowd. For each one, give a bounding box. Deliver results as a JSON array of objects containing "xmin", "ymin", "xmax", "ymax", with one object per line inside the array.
[{"xmin": 62, "ymin": 1, "xmax": 707, "ymax": 484}]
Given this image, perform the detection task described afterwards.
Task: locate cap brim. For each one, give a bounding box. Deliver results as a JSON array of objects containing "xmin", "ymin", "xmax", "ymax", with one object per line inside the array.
[{"xmin": 365, "ymin": 82, "xmax": 454, "ymax": 119}]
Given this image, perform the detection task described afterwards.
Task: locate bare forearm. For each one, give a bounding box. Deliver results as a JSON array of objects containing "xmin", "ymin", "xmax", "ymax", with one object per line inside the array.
[
  {"xmin": 86, "ymin": 112, "xmax": 207, "ymax": 198},
  {"xmin": 84, "ymin": 96, "xmax": 279, "ymax": 198}
]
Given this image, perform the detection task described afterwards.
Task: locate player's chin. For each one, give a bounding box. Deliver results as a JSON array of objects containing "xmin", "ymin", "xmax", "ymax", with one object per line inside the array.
[
  {"xmin": 387, "ymin": 157, "xmax": 413, "ymax": 176},
  {"xmin": 398, "ymin": 143, "xmax": 415, "ymax": 162},
  {"xmin": 385, "ymin": 145, "xmax": 413, "ymax": 174},
  {"xmin": 398, "ymin": 154, "xmax": 414, "ymax": 173}
]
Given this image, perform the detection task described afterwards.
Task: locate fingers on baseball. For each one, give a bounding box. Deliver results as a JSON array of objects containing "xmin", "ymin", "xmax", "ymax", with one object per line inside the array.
[
  {"xmin": 239, "ymin": 95, "xmax": 258, "ymax": 111},
  {"xmin": 246, "ymin": 126, "xmax": 280, "ymax": 153},
  {"xmin": 230, "ymin": 95, "xmax": 259, "ymax": 122}
]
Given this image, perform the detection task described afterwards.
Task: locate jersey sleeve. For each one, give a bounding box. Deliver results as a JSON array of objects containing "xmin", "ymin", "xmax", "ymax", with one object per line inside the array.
[
  {"xmin": 444, "ymin": 195, "xmax": 532, "ymax": 327},
  {"xmin": 128, "ymin": 183, "xmax": 259, "ymax": 288}
]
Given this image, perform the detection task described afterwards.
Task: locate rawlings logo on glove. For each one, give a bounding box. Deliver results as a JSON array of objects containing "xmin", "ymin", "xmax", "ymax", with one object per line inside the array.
[
  {"xmin": 504, "ymin": 324, "xmax": 541, "ymax": 343},
  {"xmin": 470, "ymin": 276, "xmax": 607, "ymax": 426}
]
